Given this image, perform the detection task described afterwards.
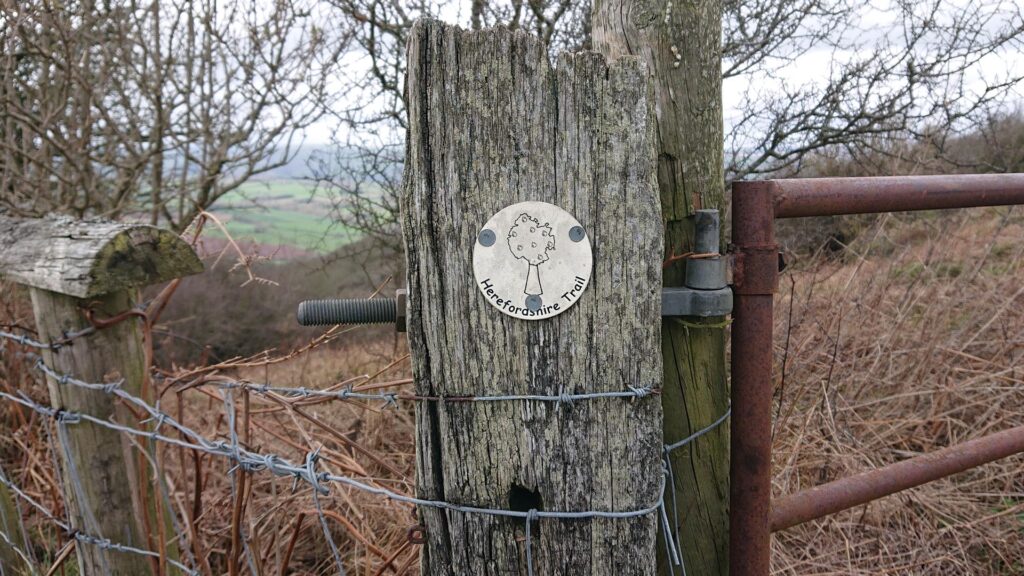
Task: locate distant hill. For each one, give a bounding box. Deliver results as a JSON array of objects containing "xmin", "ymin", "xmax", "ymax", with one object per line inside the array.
[
  {"xmin": 250, "ymin": 144, "xmax": 327, "ymax": 180},
  {"xmin": 249, "ymin": 143, "xmax": 401, "ymax": 181},
  {"xmin": 161, "ymin": 143, "xmax": 374, "ymax": 182}
]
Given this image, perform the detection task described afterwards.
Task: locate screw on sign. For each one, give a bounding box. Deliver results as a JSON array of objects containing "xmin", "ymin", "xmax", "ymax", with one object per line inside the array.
[{"xmin": 507, "ymin": 213, "xmax": 555, "ymax": 296}]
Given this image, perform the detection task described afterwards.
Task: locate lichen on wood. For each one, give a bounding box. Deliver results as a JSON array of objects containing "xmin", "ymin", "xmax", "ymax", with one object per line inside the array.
[
  {"xmin": 0, "ymin": 213, "xmax": 197, "ymax": 574},
  {"xmin": 0, "ymin": 214, "xmax": 202, "ymax": 298},
  {"xmin": 402, "ymin": 19, "xmax": 663, "ymax": 576},
  {"xmin": 593, "ymin": 1, "xmax": 730, "ymax": 573}
]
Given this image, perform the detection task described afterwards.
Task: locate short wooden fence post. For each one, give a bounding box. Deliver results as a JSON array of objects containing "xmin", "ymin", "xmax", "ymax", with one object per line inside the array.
[
  {"xmin": 0, "ymin": 464, "xmax": 34, "ymax": 574},
  {"xmin": 0, "ymin": 215, "xmax": 202, "ymax": 575},
  {"xmin": 403, "ymin": 20, "xmax": 664, "ymax": 575}
]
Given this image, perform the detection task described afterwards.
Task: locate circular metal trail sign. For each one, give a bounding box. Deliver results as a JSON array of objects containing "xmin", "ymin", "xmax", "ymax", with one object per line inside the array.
[{"xmin": 473, "ymin": 201, "xmax": 593, "ymax": 320}]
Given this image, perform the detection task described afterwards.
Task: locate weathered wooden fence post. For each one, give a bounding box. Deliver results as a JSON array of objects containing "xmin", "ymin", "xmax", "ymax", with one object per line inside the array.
[
  {"xmin": 0, "ymin": 215, "xmax": 202, "ymax": 575},
  {"xmin": 0, "ymin": 464, "xmax": 34, "ymax": 574},
  {"xmin": 402, "ymin": 20, "xmax": 664, "ymax": 575},
  {"xmin": 593, "ymin": 2, "xmax": 730, "ymax": 574}
]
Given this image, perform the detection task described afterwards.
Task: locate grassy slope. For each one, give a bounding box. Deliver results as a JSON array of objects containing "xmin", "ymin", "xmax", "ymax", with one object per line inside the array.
[
  {"xmin": 771, "ymin": 208, "xmax": 1024, "ymax": 574},
  {"xmin": 207, "ymin": 179, "xmax": 358, "ymax": 253}
]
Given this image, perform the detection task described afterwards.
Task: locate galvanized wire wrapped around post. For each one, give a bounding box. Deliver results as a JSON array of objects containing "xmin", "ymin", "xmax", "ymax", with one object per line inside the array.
[{"xmin": 0, "ymin": 214, "xmax": 203, "ymax": 576}]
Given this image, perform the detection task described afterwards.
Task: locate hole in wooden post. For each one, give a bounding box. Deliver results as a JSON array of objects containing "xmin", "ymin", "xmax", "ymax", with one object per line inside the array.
[{"xmin": 508, "ymin": 484, "xmax": 543, "ymax": 514}]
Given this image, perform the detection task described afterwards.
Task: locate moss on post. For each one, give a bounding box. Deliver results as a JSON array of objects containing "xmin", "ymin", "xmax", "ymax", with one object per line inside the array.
[
  {"xmin": 0, "ymin": 214, "xmax": 201, "ymax": 575},
  {"xmin": 593, "ymin": 1, "xmax": 730, "ymax": 573}
]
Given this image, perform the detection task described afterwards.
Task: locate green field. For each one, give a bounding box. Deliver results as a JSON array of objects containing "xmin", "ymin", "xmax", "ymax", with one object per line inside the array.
[{"xmin": 206, "ymin": 179, "xmax": 358, "ymax": 254}]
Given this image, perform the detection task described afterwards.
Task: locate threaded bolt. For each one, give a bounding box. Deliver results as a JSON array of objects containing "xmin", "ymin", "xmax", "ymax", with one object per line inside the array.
[{"xmin": 296, "ymin": 290, "xmax": 407, "ymax": 331}]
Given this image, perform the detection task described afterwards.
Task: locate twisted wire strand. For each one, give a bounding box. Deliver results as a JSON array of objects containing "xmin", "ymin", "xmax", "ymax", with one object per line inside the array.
[
  {"xmin": 56, "ymin": 422, "xmax": 113, "ymax": 575},
  {"xmin": 0, "ymin": 526, "xmax": 35, "ymax": 572},
  {"xmin": 2, "ymin": 387, "xmax": 669, "ymax": 516},
  {"xmin": 222, "ymin": 390, "xmax": 262, "ymax": 576},
  {"xmin": 524, "ymin": 508, "xmax": 539, "ymax": 576},
  {"xmin": 7, "ymin": 363, "xmax": 672, "ymax": 507},
  {"xmin": 664, "ymin": 407, "xmax": 732, "ymax": 453},
  {"xmin": 306, "ymin": 450, "xmax": 347, "ymax": 576},
  {"xmin": 0, "ymin": 465, "xmax": 197, "ymax": 575},
  {"xmin": 0, "ymin": 327, "xmax": 97, "ymax": 351},
  {"xmin": 7, "ymin": 354, "xmax": 731, "ymax": 574},
  {"xmin": 2, "ymin": 386, "xmax": 668, "ymax": 575},
  {"xmin": 0, "ymin": 462, "xmax": 35, "ymax": 569},
  {"xmin": 660, "ymin": 405, "xmax": 732, "ymax": 575},
  {"xmin": 169, "ymin": 376, "xmax": 659, "ymax": 407}
]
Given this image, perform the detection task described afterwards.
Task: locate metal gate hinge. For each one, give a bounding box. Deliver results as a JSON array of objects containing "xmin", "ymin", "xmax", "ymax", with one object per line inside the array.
[
  {"xmin": 661, "ymin": 286, "xmax": 733, "ymax": 317},
  {"xmin": 661, "ymin": 209, "xmax": 733, "ymax": 318}
]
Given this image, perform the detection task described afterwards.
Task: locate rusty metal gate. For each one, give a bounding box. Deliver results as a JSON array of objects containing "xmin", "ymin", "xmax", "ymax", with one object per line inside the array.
[{"xmin": 730, "ymin": 174, "xmax": 1024, "ymax": 575}]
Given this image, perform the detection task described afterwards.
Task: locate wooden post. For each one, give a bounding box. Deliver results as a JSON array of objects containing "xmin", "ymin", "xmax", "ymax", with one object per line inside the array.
[
  {"xmin": 402, "ymin": 20, "xmax": 663, "ymax": 575},
  {"xmin": 0, "ymin": 215, "xmax": 202, "ymax": 575},
  {"xmin": 0, "ymin": 464, "xmax": 35, "ymax": 575},
  {"xmin": 592, "ymin": 2, "xmax": 730, "ymax": 575}
]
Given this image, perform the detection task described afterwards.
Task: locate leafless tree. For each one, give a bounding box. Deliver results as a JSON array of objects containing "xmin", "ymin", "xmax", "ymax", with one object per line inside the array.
[
  {"xmin": 724, "ymin": 0, "xmax": 1024, "ymax": 179},
  {"xmin": 311, "ymin": 0, "xmax": 590, "ymax": 258},
  {"xmin": 0, "ymin": 0, "xmax": 351, "ymax": 230},
  {"xmin": 314, "ymin": 0, "xmax": 1023, "ymax": 250}
]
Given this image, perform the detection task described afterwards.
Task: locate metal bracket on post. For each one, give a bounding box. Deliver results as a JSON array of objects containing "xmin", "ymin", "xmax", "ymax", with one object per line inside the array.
[
  {"xmin": 297, "ymin": 212, "xmax": 732, "ymax": 326},
  {"xmin": 661, "ymin": 209, "xmax": 733, "ymax": 318},
  {"xmin": 296, "ymin": 289, "xmax": 408, "ymax": 332}
]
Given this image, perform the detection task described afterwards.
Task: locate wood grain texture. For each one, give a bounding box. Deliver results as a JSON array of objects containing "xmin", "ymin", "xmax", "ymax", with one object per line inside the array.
[
  {"xmin": 0, "ymin": 467, "xmax": 34, "ymax": 575},
  {"xmin": 0, "ymin": 214, "xmax": 202, "ymax": 298},
  {"xmin": 0, "ymin": 214, "xmax": 195, "ymax": 574},
  {"xmin": 402, "ymin": 19, "xmax": 663, "ymax": 576},
  {"xmin": 31, "ymin": 289, "xmax": 156, "ymax": 575},
  {"xmin": 592, "ymin": 2, "xmax": 730, "ymax": 574}
]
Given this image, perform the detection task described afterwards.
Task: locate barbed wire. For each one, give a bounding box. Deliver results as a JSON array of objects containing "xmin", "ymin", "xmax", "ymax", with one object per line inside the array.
[
  {"xmin": 1, "ymin": 325, "xmax": 659, "ymax": 407},
  {"xmin": 0, "ymin": 463, "xmax": 198, "ymax": 575},
  {"xmin": 0, "ymin": 384, "xmax": 669, "ymax": 575},
  {"xmin": 1, "ymin": 350, "xmax": 728, "ymax": 575},
  {"xmin": 170, "ymin": 376, "xmax": 660, "ymax": 408},
  {"xmin": 0, "ymin": 300, "xmax": 152, "ymax": 352},
  {"xmin": 0, "ymin": 327, "xmax": 97, "ymax": 350}
]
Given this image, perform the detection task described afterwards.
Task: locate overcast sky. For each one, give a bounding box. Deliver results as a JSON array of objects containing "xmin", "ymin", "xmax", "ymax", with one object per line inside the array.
[{"xmin": 304, "ymin": 0, "xmax": 1024, "ymax": 146}]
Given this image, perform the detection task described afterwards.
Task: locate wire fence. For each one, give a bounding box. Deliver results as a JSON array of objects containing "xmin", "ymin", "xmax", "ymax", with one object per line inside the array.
[{"xmin": 0, "ymin": 327, "xmax": 729, "ymax": 576}]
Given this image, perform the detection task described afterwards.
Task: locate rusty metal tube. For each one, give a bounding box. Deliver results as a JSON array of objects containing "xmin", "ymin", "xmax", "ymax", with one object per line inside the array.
[
  {"xmin": 730, "ymin": 181, "xmax": 778, "ymax": 576},
  {"xmin": 770, "ymin": 423, "xmax": 1024, "ymax": 532},
  {"xmin": 771, "ymin": 173, "xmax": 1024, "ymax": 218},
  {"xmin": 726, "ymin": 172, "xmax": 1024, "ymax": 574}
]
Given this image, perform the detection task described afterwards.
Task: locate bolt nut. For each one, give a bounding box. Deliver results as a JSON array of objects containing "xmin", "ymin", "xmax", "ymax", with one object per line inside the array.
[
  {"xmin": 685, "ymin": 257, "xmax": 728, "ymax": 290},
  {"xmin": 396, "ymin": 289, "xmax": 408, "ymax": 332}
]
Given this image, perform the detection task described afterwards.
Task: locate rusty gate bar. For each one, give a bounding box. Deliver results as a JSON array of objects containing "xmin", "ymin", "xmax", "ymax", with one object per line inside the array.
[
  {"xmin": 770, "ymin": 423, "xmax": 1024, "ymax": 532},
  {"xmin": 729, "ymin": 173, "xmax": 1024, "ymax": 576},
  {"xmin": 772, "ymin": 173, "xmax": 1024, "ymax": 218},
  {"xmin": 730, "ymin": 181, "xmax": 778, "ymax": 576}
]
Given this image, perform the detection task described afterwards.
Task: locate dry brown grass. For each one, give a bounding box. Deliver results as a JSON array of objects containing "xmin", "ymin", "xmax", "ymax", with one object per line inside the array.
[
  {"xmin": 771, "ymin": 207, "xmax": 1024, "ymax": 575},
  {"xmin": 158, "ymin": 334, "xmax": 417, "ymax": 576},
  {"xmin": 1, "ymin": 207, "xmax": 1022, "ymax": 575},
  {"xmin": 0, "ymin": 286, "xmax": 418, "ymax": 575}
]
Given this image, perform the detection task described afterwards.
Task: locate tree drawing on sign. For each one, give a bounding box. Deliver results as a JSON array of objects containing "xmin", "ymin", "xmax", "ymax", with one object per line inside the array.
[{"xmin": 508, "ymin": 213, "xmax": 555, "ymax": 296}]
